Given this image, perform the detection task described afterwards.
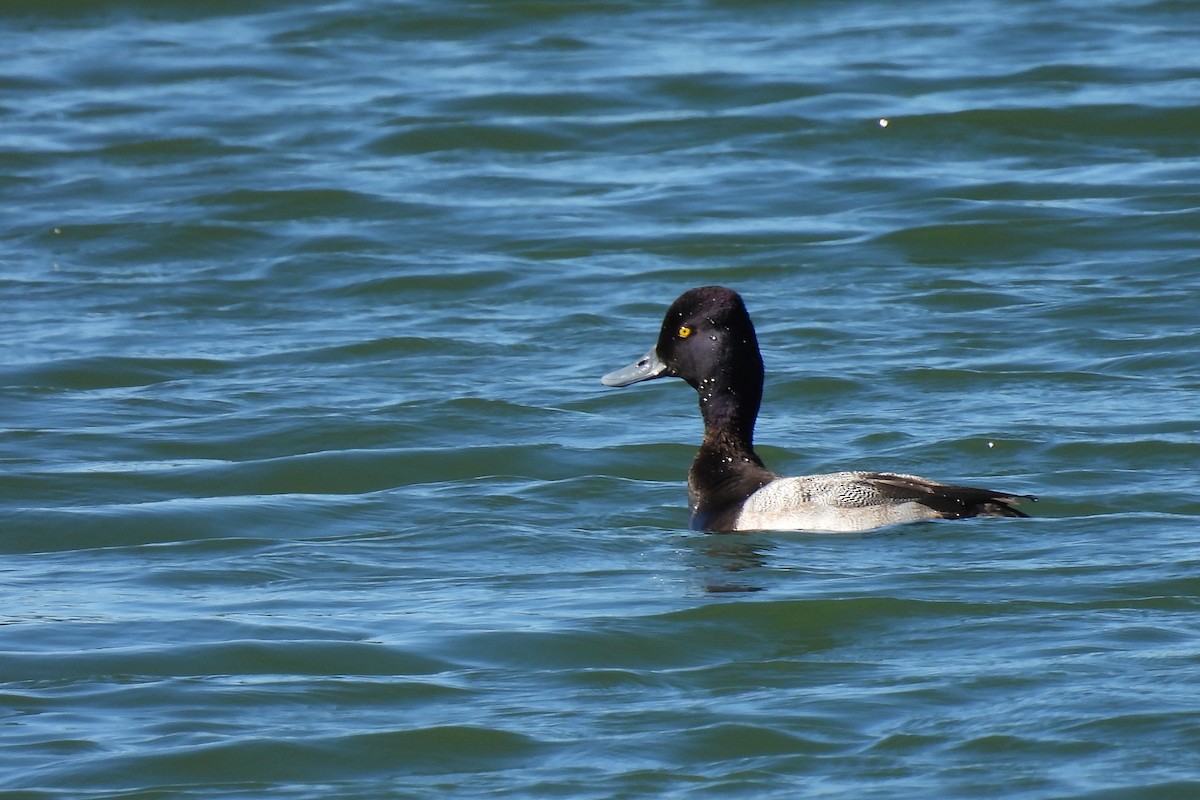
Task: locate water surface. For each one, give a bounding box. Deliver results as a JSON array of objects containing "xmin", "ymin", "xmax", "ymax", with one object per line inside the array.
[{"xmin": 3, "ymin": 1, "xmax": 1200, "ymax": 797}]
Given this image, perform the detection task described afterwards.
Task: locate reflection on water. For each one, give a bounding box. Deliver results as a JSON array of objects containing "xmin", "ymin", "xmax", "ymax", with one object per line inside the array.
[{"xmin": 694, "ymin": 534, "xmax": 774, "ymax": 593}]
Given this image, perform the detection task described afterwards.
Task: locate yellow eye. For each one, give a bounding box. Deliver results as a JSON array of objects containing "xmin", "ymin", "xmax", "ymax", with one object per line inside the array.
[{"xmin": 677, "ymin": 325, "xmax": 692, "ymax": 338}]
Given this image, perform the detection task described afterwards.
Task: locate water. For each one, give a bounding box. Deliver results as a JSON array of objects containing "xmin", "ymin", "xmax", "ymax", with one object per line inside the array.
[{"xmin": 3, "ymin": 0, "xmax": 1200, "ymax": 797}]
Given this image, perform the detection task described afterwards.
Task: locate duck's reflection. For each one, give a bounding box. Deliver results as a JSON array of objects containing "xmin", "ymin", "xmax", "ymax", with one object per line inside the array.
[{"xmin": 691, "ymin": 534, "xmax": 774, "ymax": 594}]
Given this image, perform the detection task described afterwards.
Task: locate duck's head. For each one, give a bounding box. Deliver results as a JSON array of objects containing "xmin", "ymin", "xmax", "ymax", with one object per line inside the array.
[{"xmin": 601, "ymin": 286, "xmax": 765, "ymax": 435}]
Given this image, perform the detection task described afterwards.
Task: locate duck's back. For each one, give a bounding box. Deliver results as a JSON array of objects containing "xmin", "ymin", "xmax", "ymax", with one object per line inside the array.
[{"xmin": 732, "ymin": 471, "xmax": 1030, "ymax": 533}]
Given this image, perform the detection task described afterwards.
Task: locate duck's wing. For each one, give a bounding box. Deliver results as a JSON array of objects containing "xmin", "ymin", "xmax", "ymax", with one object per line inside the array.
[{"xmin": 861, "ymin": 471, "xmax": 1033, "ymax": 519}]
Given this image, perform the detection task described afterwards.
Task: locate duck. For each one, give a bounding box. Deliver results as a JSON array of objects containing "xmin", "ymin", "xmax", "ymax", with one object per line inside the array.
[{"xmin": 601, "ymin": 285, "xmax": 1033, "ymax": 532}]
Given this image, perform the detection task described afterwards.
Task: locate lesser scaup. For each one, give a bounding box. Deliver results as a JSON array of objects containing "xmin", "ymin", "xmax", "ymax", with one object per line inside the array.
[{"xmin": 601, "ymin": 286, "xmax": 1033, "ymax": 532}]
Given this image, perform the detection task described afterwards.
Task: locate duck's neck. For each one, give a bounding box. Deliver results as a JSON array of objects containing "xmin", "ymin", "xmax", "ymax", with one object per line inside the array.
[
  {"xmin": 697, "ymin": 382, "xmax": 761, "ymax": 455},
  {"xmin": 693, "ymin": 351, "xmax": 764, "ymax": 453},
  {"xmin": 686, "ymin": 367, "xmax": 775, "ymax": 530}
]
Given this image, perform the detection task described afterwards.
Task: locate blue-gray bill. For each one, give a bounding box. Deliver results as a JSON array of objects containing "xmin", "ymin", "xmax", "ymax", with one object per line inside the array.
[{"xmin": 600, "ymin": 347, "xmax": 667, "ymax": 387}]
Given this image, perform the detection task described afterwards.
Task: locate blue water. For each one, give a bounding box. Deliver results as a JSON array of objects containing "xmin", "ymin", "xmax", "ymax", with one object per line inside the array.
[{"xmin": 4, "ymin": 0, "xmax": 1200, "ymax": 797}]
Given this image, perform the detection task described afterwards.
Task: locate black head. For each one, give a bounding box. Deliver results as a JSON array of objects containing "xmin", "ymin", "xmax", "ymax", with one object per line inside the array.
[
  {"xmin": 602, "ymin": 286, "xmax": 765, "ymax": 440},
  {"xmin": 653, "ymin": 286, "xmax": 762, "ymax": 392}
]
